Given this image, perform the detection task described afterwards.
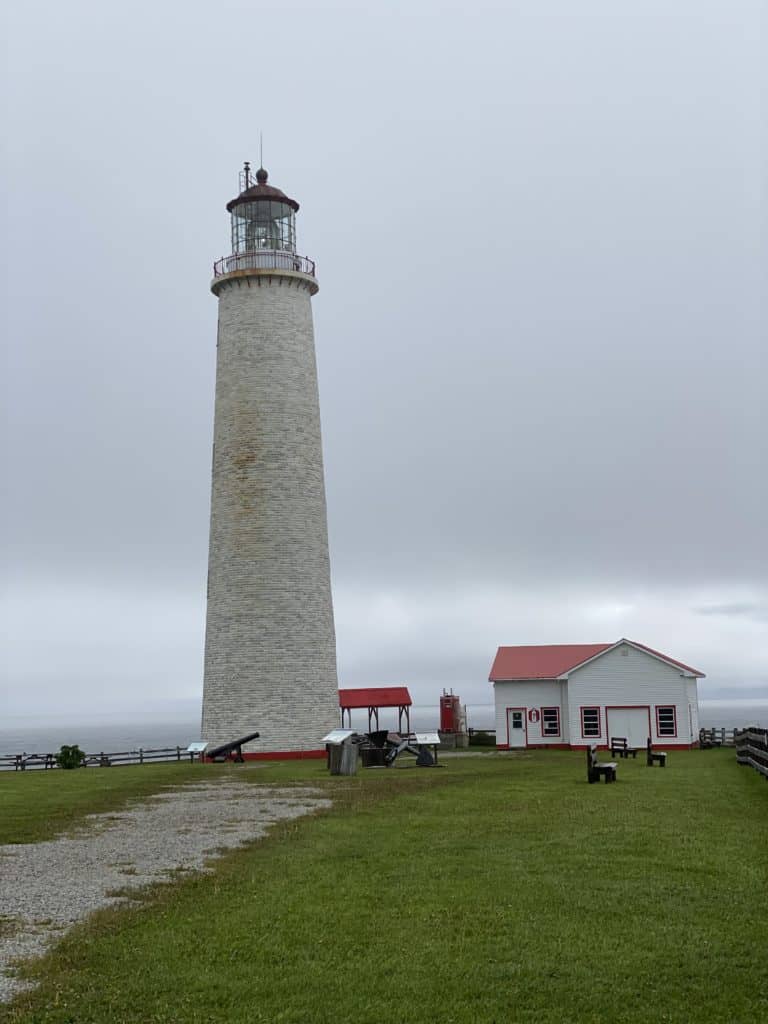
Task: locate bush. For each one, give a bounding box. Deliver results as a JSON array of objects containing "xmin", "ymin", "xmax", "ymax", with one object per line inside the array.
[
  {"xmin": 468, "ymin": 730, "xmax": 497, "ymax": 747},
  {"xmin": 56, "ymin": 744, "xmax": 86, "ymax": 770}
]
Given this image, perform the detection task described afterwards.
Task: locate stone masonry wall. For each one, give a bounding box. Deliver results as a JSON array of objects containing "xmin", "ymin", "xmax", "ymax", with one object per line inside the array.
[{"xmin": 201, "ymin": 271, "xmax": 340, "ymax": 752}]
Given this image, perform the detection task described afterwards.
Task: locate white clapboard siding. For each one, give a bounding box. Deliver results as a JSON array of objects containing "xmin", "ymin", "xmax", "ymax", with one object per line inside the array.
[
  {"xmin": 493, "ymin": 680, "xmax": 568, "ymax": 746},
  {"xmin": 566, "ymin": 643, "xmax": 697, "ymax": 745},
  {"xmin": 685, "ymin": 678, "xmax": 700, "ymax": 738}
]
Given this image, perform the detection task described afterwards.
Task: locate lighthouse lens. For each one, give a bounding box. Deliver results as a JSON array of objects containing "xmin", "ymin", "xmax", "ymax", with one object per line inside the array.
[{"xmin": 231, "ymin": 201, "xmax": 296, "ymax": 255}]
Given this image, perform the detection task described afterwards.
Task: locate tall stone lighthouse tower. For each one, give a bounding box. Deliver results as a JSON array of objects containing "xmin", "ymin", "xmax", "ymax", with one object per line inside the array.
[{"xmin": 201, "ymin": 163, "xmax": 339, "ymax": 755}]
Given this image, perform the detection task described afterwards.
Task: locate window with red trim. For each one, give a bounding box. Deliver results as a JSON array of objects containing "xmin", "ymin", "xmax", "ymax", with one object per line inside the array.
[
  {"xmin": 541, "ymin": 707, "xmax": 560, "ymax": 737},
  {"xmin": 581, "ymin": 707, "xmax": 600, "ymax": 737},
  {"xmin": 656, "ymin": 705, "xmax": 677, "ymax": 737}
]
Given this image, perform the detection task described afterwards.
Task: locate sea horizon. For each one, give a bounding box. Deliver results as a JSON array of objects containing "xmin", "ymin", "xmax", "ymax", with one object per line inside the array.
[{"xmin": 1, "ymin": 699, "xmax": 766, "ymax": 756}]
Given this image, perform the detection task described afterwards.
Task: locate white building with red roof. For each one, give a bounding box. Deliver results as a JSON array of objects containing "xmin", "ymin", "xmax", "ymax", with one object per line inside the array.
[{"xmin": 489, "ymin": 639, "xmax": 705, "ymax": 750}]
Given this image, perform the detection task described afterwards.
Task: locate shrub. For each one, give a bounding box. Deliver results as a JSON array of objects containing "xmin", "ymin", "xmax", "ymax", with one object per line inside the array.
[
  {"xmin": 56, "ymin": 744, "xmax": 86, "ymax": 770},
  {"xmin": 468, "ymin": 730, "xmax": 497, "ymax": 747}
]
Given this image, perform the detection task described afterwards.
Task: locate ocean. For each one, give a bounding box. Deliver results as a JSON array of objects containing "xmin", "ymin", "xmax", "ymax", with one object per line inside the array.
[{"xmin": 1, "ymin": 700, "xmax": 766, "ymax": 757}]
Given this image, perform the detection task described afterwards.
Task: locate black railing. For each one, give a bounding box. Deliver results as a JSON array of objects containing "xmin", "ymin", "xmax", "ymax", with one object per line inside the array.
[{"xmin": 213, "ymin": 250, "xmax": 315, "ymax": 278}]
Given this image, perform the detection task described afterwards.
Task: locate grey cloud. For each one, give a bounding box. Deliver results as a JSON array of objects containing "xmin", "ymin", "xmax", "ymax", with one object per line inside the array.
[
  {"xmin": 2, "ymin": 0, "xmax": 766, "ymax": 716},
  {"xmin": 694, "ymin": 603, "xmax": 768, "ymax": 621}
]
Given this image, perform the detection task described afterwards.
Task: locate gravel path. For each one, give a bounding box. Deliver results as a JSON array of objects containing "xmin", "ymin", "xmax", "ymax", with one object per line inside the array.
[{"xmin": 0, "ymin": 781, "xmax": 331, "ymax": 1004}]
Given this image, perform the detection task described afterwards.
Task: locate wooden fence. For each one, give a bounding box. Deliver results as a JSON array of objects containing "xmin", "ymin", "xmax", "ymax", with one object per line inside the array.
[
  {"xmin": 698, "ymin": 727, "xmax": 744, "ymax": 748},
  {"xmin": 0, "ymin": 747, "xmax": 194, "ymax": 772},
  {"xmin": 735, "ymin": 728, "xmax": 768, "ymax": 780}
]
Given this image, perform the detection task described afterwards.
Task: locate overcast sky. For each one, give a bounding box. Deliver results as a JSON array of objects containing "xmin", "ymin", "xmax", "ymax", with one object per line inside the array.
[{"xmin": 2, "ymin": 0, "xmax": 766, "ymax": 725}]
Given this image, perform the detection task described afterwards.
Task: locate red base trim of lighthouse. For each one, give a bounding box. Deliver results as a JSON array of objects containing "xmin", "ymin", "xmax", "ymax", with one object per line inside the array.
[
  {"xmin": 244, "ymin": 749, "xmax": 327, "ymax": 761},
  {"xmin": 205, "ymin": 749, "xmax": 327, "ymax": 763}
]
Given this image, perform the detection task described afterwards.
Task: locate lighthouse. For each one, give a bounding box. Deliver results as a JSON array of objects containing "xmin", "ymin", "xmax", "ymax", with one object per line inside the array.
[{"xmin": 201, "ymin": 164, "xmax": 339, "ymax": 756}]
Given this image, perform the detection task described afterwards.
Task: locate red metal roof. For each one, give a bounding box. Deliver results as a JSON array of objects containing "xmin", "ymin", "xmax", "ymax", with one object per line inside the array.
[
  {"xmin": 489, "ymin": 640, "xmax": 705, "ymax": 681},
  {"xmin": 338, "ymin": 687, "xmax": 412, "ymax": 709},
  {"xmin": 489, "ymin": 644, "xmax": 611, "ymax": 681},
  {"xmin": 226, "ymin": 167, "xmax": 300, "ymax": 213}
]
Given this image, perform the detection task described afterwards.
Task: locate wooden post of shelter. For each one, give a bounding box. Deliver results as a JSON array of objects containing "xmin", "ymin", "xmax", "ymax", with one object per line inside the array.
[
  {"xmin": 398, "ymin": 703, "xmax": 410, "ymax": 734},
  {"xmin": 338, "ymin": 687, "xmax": 413, "ymax": 738},
  {"xmin": 367, "ymin": 706, "xmax": 381, "ymax": 732}
]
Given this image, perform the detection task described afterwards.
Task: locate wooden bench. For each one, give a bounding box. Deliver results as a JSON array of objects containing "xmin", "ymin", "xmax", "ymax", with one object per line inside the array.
[
  {"xmin": 646, "ymin": 737, "xmax": 667, "ymax": 767},
  {"xmin": 587, "ymin": 745, "xmax": 618, "ymax": 784},
  {"xmin": 609, "ymin": 737, "xmax": 638, "ymax": 759}
]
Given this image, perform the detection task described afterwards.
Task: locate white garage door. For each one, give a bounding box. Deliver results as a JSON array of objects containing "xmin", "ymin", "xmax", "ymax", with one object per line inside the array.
[{"xmin": 606, "ymin": 707, "xmax": 650, "ymax": 749}]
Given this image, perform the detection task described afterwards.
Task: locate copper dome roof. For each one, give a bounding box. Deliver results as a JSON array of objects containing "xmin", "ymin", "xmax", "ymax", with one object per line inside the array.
[{"xmin": 226, "ymin": 167, "xmax": 300, "ymax": 213}]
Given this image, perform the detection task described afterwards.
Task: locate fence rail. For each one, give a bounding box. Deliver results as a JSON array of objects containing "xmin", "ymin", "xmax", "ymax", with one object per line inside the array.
[
  {"xmin": 213, "ymin": 250, "xmax": 316, "ymax": 278},
  {"xmin": 735, "ymin": 728, "xmax": 768, "ymax": 780},
  {"xmin": 699, "ymin": 727, "xmax": 742, "ymax": 748},
  {"xmin": 0, "ymin": 747, "xmax": 193, "ymax": 772}
]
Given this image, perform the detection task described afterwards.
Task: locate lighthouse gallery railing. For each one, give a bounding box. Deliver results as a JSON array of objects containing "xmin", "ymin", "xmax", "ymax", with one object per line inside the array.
[{"xmin": 213, "ymin": 250, "xmax": 316, "ymax": 278}]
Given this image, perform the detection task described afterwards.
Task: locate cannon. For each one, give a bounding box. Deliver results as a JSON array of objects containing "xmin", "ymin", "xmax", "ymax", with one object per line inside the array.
[{"xmin": 207, "ymin": 732, "xmax": 260, "ymax": 763}]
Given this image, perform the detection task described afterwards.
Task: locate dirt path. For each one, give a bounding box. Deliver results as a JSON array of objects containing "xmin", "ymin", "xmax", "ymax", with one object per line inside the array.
[{"xmin": 0, "ymin": 781, "xmax": 331, "ymax": 1003}]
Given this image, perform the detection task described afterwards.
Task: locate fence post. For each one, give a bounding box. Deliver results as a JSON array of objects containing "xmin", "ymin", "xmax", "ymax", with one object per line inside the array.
[
  {"xmin": 176, "ymin": 746, "xmax": 181, "ymax": 761},
  {"xmin": 139, "ymin": 748, "xmax": 144, "ymax": 765}
]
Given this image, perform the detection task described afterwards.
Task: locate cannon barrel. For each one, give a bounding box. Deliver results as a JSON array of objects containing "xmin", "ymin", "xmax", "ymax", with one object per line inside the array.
[{"xmin": 207, "ymin": 732, "xmax": 260, "ymax": 759}]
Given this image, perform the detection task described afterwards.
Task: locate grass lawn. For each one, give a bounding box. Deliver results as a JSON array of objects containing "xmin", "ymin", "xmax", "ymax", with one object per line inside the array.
[
  {"xmin": 0, "ymin": 762, "xmax": 208, "ymax": 846},
  {"xmin": 2, "ymin": 750, "xmax": 767, "ymax": 1024},
  {"xmin": 0, "ymin": 758, "xmax": 351, "ymax": 845}
]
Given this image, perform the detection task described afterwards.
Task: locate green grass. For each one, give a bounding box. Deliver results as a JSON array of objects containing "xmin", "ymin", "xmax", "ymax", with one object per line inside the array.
[
  {"xmin": 0, "ymin": 759, "xmax": 337, "ymax": 846},
  {"xmin": 0, "ymin": 762, "xmax": 210, "ymax": 845},
  {"xmin": 3, "ymin": 751, "xmax": 767, "ymax": 1023}
]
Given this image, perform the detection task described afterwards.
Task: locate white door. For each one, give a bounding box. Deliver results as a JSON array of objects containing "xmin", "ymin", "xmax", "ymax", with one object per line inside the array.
[
  {"xmin": 606, "ymin": 707, "xmax": 649, "ymax": 749},
  {"xmin": 507, "ymin": 708, "xmax": 527, "ymax": 748}
]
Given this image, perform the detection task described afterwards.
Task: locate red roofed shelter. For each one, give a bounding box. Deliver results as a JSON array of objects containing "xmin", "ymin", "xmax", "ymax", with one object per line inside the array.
[
  {"xmin": 339, "ymin": 687, "xmax": 412, "ymax": 733},
  {"xmin": 489, "ymin": 639, "xmax": 705, "ymax": 750}
]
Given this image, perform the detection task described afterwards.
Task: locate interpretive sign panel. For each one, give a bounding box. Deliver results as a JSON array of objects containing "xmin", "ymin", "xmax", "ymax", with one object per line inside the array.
[
  {"xmin": 321, "ymin": 729, "xmax": 356, "ymax": 745},
  {"xmin": 413, "ymin": 732, "xmax": 441, "ymax": 745}
]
